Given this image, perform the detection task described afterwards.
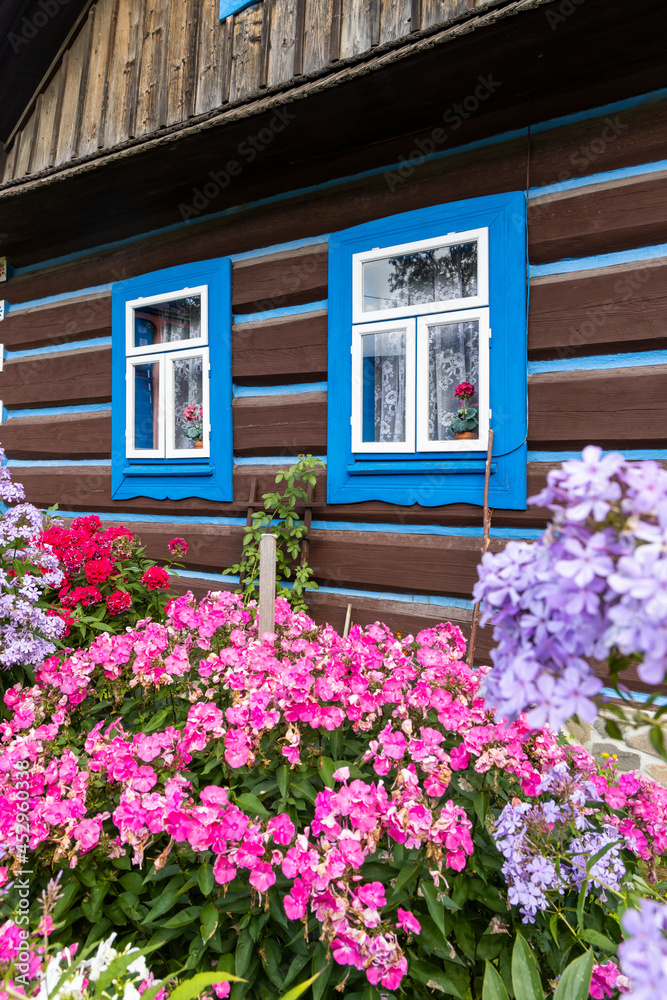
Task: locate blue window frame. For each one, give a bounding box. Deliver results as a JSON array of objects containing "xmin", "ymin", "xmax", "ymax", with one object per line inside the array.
[
  {"xmin": 219, "ymin": 0, "xmax": 257, "ymax": 18},
  {"xmin": 327, "ymin": 191, "xmax": 527, "ymax": 508},
  {"xmin": 111, "ymin": 258, "xmax": 233, "ymax": 501}
]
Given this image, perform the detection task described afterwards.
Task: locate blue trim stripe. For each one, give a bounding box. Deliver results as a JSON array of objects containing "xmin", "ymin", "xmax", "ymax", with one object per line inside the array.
[
  {"xmin": 3, "ymin": 403, "xmax": 111, "ymax": 419},
  {"xmin": 5, "ymin": 337, "xmax": 111, "ymax": 359},
  {"xmin": 311, "ymin": 520, "xmax": 543, "ymax": 539},
  {"xmin": 7, "ymin": 459, "xmax": 112, "ymax": 467},
  {"xmin": 230, "ymin": 234, "xmax": 330, "ymax": 262},
  {"xmin": 528, "ymin": 350, "xmax": 667, "ymax": 374},
  {"xmin": 234, "ymin": 455, "xmax": 328, "ymax": 466},
  {"xmin": 234, "ymin": 300, "xmax": 327, "ymax": 325},
  {"xmin": 601, "ymin": 687, "xmax": 667, "ymax": 707},
  {"xmin": 4, "ymin": 285, "xmax": 113, "ymax": 313},
  {"xmin": 529, "ymin": 157, "xmax": 667, "ymax": 199},
  {"xmin": 173, "ymin": 568, "xmax": 240, "ymax": 584},
  {"xmin": 528, "ymin": 449, "xmax": 667, "ymax": 462},
  {"xmin": 233, "ymin": 381, "xmax": 327, "ymax": 398},
  {"xmin": 530, "ymin": 242, "xmax": 667, "ymax": 277},
  {"xmin": 9, "ymin": 87, "xmax": 667, "ymax": 287},
  {"xmin": 171, "ymin": 567, "xmax": 477, "ymax": 610},
  {"xmin": 39, "ymin": 506, "xmax": 541, "ymax": 540}
]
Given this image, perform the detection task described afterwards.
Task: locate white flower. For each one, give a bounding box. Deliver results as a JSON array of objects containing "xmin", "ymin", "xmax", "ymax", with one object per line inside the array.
[{"xmin": 81, "ymin": 933, "xmax": 118, "ymax": 981}]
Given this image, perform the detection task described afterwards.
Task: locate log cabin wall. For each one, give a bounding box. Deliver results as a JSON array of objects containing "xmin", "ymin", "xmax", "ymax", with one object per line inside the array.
[{"xmin": 0, "ymin": 1, "xmax": 666, "ymax": 676}]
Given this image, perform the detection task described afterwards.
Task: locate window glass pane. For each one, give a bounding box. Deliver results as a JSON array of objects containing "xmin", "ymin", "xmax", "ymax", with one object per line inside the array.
[
  {"xmin": 173, "ymin": 356, "xmax": 204, "ymax": 450},
  {"xmin": 428, "ymin": 320, "xmax": 479, "ymax": 441},
  {"xmin": 134, "ymin": 295, "xmax": 201, "ymax": 348},
  {"xmin": 363, "ymin": 242, "xmax": 477, "ymax": 312},
  {"xmin": 361, "ymin": 330, "xmax": 407, "ymax": 444},
  {"xmin": 133, "ymin": 362, "xmax": 160, "ymax": 450}
]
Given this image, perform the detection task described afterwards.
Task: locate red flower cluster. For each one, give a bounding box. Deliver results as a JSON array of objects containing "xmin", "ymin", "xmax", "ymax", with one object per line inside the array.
[
  {"xmin": 454, "ymin": 382, "xmax": 475, "ymax": 399},
  {"xmin": 141, "ymin": 566, "xmax": 170, "ymax": 591},
  {"xmin": 168, "ymin": 537, "xmax": 188, "ymax": 557},
  {"xmin": 106, "ymin": 590, "xmax": 132, "ymax": 616}
]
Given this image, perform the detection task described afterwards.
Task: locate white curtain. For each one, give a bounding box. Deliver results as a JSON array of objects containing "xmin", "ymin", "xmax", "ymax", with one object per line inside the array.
[{"xmin": 428, "ymin": 321, "xmax": 479, "ymax": 442}]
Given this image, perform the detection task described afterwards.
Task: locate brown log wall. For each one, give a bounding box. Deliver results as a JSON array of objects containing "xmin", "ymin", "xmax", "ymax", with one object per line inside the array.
[{"xmin": 1, "ymin": 93, "xmax": 666, "ymax": 640}]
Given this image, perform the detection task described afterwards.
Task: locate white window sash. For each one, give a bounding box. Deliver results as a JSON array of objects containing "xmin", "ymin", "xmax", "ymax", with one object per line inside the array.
[
  {"xmin": 416, "ymin": 308, "xmax": 490, "ymax": 453},
  {"xmin": 351, "ymin": 319, "xmax": 416, "ymax": 454},
  {"xmin": 352, "ymin": 228, "xmax": 488, "ymax": 324},
  {"xmin": 125, "ymin": 285, "xmax": 209, "ymax": 357},
  {"xmin": 164, "ymin": 347, "xmax": 211, "ymax": 459},
  {"xmin": 126, "ymin": 353, "xmax": 165, "ymax": 459}
]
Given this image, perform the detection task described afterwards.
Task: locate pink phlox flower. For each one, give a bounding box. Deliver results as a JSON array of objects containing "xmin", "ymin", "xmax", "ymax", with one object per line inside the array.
[
  {"xmin": 396, "ymin": 908, "xmax": 421, "ymax": 935},
  {"xmin": 267, "ymin": 814, "xmax": 295, "ymax": 845}
]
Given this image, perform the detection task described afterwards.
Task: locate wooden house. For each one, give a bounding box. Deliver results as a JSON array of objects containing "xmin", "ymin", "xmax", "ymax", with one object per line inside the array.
[{"xmin": 0, "ymin": 0, "xmax": 665, "ymax": 671}]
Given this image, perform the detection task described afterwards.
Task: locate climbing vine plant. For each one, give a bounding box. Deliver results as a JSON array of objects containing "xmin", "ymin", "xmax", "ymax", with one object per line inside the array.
[{"xmin": 223, "ymin": 454, "xmax": 325, "ymax": 611}]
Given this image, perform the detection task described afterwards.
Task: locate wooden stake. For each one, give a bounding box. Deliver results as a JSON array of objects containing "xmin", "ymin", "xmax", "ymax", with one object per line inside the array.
[
  {"xmin": 467, "ymin": 429, "xmax": 494, "ymax": 668},
  {"xmin": 343, "ymin": 603, "xmax": 352, "ymax": 638},
  {"xmin": 258, "ymin": 533, "xmax": 277, "ymax": 638}
]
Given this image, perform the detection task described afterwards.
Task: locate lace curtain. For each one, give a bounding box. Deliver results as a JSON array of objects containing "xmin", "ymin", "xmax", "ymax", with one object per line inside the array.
[
  {"xmin": 367, "ymin": 321, "xmax": 478, "ymax": 445},
  {"xmin": 428, "ymin": 321, "xmax": 479, "ymax": 442},
  {"xmin": 174, "ymin": 356, "xmax": 203, "ymax": 449}
]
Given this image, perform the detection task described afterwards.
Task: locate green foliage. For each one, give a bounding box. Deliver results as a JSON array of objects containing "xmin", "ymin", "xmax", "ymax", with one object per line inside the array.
[
  {"xmin": 223, "ymin": 455, "xmax": 325, "ymax": 611},
  {"xmin": 450, "ymin": 405, "xmax": 479, "ymax": 434},
  {"xmin": 483, "ymin": 937, "xmax": 594, "ymax": 1000}
]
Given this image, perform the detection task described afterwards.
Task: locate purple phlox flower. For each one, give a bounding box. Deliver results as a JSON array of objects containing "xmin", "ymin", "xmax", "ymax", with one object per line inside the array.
[
  {"xmin": 619, "ymin": 900, "xmax": 667, "ymax": 1000},
  {"xmin": 623, "ymin": 461, "xmax": 667, "ymax": 515},
  {"xmin": 554, "ymin": 534, "xmax": 615, "ymax": 588}
]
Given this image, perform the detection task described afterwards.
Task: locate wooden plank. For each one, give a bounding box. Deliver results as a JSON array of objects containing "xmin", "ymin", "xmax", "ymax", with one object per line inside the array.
[
  {"xmin": 228, "ymin": 4, "xmax": 265, "ymax": 104},
  {"xmin": 97, "ymin": 0, "xmax": 120, "ymax": 152},
  {"xmin": 26, "ymin": 95, "xmax": 43, "ymax": 176},
  {"xmin": 0, "ymin": 295, "xmax": 111, "ymax": 352},
  {"xmin": 529, "ymin": 260, "xmax": 667, "ymax": 359},
  {"xmin": 232, "ymin": 312, "xmax": 328, "ymax": 380},
  {"xmin": 528, "ymin": 366, "xmax": 667, "ymax": 449},
  {"xmin": 55, "ymin": 15, "xmax": 93, "ymax": 163},
  {"xmin": 31, "ymin": 72, "xmax": 62, "ymax": 173},
  {"xmin": 380, "ymin": 0, "xmax": 411, "ymax": 44},
  {"xmin": 78, "ymin": 0, "xmax": 114, "ymax": 157},
  {"xmin": 420, "ymin": 0, "xmax": 470, "ymax": 30},
  {"xmin": 134, "ymin": 0, "xmax": 168, "ymax": 137},
  {"xmin": 292, "ymin": 0, "xmax": 307, "ymax": 75},
  {"xmin": 13, "ymin": 116, "xmax": 37, "ymax": 180},
  {"xmin": 340, "ymin": 0, "xmax": 373, "ymax": 58},
  {"xmin": 2, "ymin": 138, "xmax": 19, "ymax": 184},
  {"xmin": 72, "ymin": 8, "xmax": 97, "ymax": 156},
  {"xmin": 0, "ymin": 413, "xmax": 110, "ymax": 460},
  {"xmin": 232, "ymin": 392, "xmax": 328, "ymax": 455},
  {"xmin": 103, "ymin": 0, "xmax": 141, "ymax": 148},
  {"xmin": 259, "ymin": 0, "xmax": 275, "ymax": 86},
  {"xmin": 1, "ymin": 347, "xmax": 112, "ymax": 408},
  {"xmin": 195, "ymin": 0, "xmax": 232, "ymax": 114},
  {"xmin": 303, "ymin": 0, "xmax": 333, "ymax": 74},
  {"xmin": 266, "ymin": 0, "xmax": 297, "ymax": 87},
  {"xmin": 307, "ymin": 527, "xmax": 505, "ymax": 596},
  {"xmin": 529, "ymin": 98, "xmax": 667, "ymax": 192},
  {"xmin": 231, "ymin": 245, "xmax": 328, "ymax": 312},
  {"xmin": 529, "ymin": 173, "xmax": 667, "ymax": 265}
]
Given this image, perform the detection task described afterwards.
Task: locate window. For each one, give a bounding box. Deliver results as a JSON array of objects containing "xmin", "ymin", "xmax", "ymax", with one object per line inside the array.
[
  {"xmin": 111, "ymin": 259, "xmax": 232, "ymax": 501},
  {"xmin": 328, "ymin": 192, "xmax": 527, "ymax": 508}
]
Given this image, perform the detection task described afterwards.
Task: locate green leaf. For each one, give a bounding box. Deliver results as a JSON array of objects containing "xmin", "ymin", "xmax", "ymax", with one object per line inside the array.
[
  {"xmin": 392, "ymin": 864, "xmax": 420, "ymax": 893},
  {"xmin": 553, "ymin": 950, "xmax": 594, "ymax": 1000},
  {"xmin": 549, "ymin": 913, "xmax": 559, "ymax": 947},
  {"xmin": 604, "ymin": 719, "xmax": 623, "ymax": 740},
  {"xmin": 233, "ymin": 792, "xmax": 271, "ymax": 818},
  {"xmin": 318, "ymin": 756, "xmax": 335, "ymax": 788},
  {"xmin": 200, "ymin": 901, "xmax": 218, "ymax": 943},
  {"xmin": 482, "ymin": 962, "xmax": 510, "ymax": 1000},
  {"xmin": 474, "ymin": 790, "xmax": 490, "ymax": 826},
  {"xmin": 277, "ymin": 765, "xmax": 290, "ymax": 798},
  {"xmin": 581, "ymin": 929, "xmax": 617, "ymax": 954},
  {"xmin": 650, "ymin": 726, "xmax": 666, "ymax": 758},
  {"xmin": 420, "ymin": 876, "xmax": 447, "ymax": 940},
  {"xmin": 280, "ymin": 968, "xmax": 327, "ymax": 1000},
  {"xmin": 410, "ymin": 959, "xmax": 464, "ymax": 998},
  {"xmin": 511, "ymin": 933, "xmax": 542, "ymax": 1000},
  {"xmin": 235, "ymin": 931, "xmax": 254, "ymax": 979},
  {"xmin": 168, "ymin": 972, "xmax": 243, "ymax": 1000},
  {"xmin": 162, "ymin": 905, "xmax": 203, "ymax": 928},
  {"xmin": 198, "ymin": 863, "xmax": 215, "ymax": 897}
]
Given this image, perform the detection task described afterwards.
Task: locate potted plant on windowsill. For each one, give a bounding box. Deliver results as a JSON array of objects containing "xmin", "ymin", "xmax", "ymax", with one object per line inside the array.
[
  {"xmin": 450, "ymin": 381, "xmax": 479, "ymax": 440},
  {"xmin": 182, "ymin": 404, "xmax": 204, "ymax": 448}
]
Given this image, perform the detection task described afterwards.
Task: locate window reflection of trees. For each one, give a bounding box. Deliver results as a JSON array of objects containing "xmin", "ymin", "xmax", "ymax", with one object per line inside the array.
[{"xmin": 386, "ymin": 243, "xmax": 477, "ymax": 306}]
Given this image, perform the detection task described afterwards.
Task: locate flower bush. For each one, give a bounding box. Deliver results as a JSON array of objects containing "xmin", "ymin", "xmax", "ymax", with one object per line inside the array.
[
  {"xmin": 473, "ymin": 446, "xmax": 667, "ymax": 733},
  {"xmin": 35, "ymin": 515, "xmax": 184, "ymax": 648},
  {"xmin": 0, "ymin": 449, "xmax": 65, "ymax": 673},
  {"xmin": 0, "ymin": 592, "xmax": 665, "ymax": 999}
]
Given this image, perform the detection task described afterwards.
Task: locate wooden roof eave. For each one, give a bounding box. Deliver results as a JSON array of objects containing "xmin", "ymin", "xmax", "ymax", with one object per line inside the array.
[{"xmin": 0, "ymin": 0, "xmax": 549, "ymax": 199}]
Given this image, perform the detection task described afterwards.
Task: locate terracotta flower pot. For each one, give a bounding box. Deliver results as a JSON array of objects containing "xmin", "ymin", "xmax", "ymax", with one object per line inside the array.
[
  {"xmin": 194, "ymin": 440, "xmax": 203, "ymax": 449},
  {"xmin": 455, "ymin": 432, "xmax": 477, "ymax": 440}
]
